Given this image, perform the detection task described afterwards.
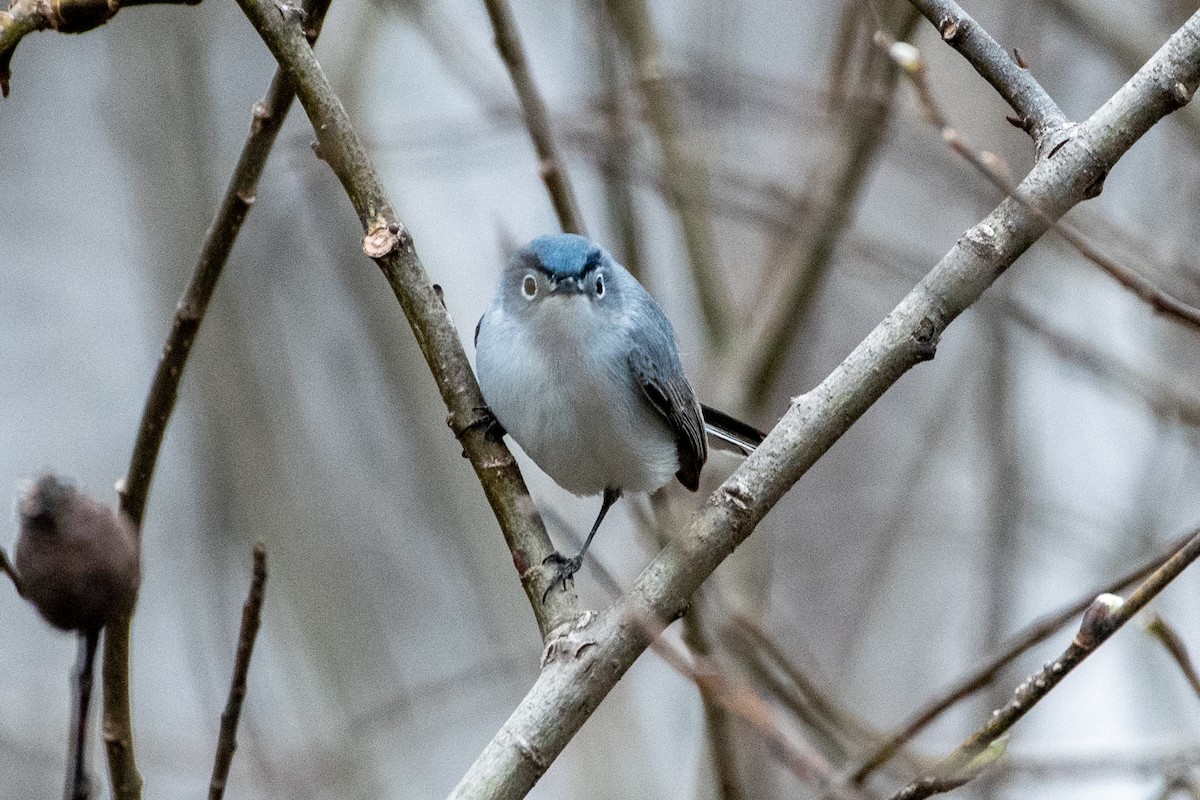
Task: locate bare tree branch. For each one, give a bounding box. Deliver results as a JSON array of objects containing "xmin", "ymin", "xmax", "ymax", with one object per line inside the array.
[
  {"xmin": 851, "ymin": 525, "xmax": 1200, "ymax": 782},
  {"xmin": 102, "ymin": 5, "xmax": 331, "ymax": 796},
  {"xmin": 889, "ymin": 525, "xmax": 1200, "ymax": 800},
  {"xmin": 604, "ymin": 0, "xmax": 732, "ymax": 350},
  {"xmin": 232, "ymin": 0, "xmax": 580, "ymax": 637},
  {"xmin": 907, "ymin": 0, "xmax": 1070, "ymax": 154},
  {"xmin": 740, "ymin": 2, "xmax": 919, "ymax": 409},
  {"xmin": 1043, "ymin": 0, "xmax": 1200, "ymax": 151},
  {"xmin": 208, "ymin": 544, "xmax": 268, "ymax": 800},
  {"xmin": 0, "ymin": 0, "xmax": 201, "ymax": 96},
  {"xmin": 588, "ymin": 0, "xmax": 644, "ymax": 281},
  {"xmin": 448, "ymin": 13, "xmax": 1200, "ymax": 798},
  {"xmin": 1145, "ymin": 612, "xmax": 1200, "ymax": 701},
  {"xmin": 481, "ymin": 0, "xmax": 586, "ymax": 235},
  {"xmin": 881, "ymin": 30, "xmax": 1200, "ymax": 331}
]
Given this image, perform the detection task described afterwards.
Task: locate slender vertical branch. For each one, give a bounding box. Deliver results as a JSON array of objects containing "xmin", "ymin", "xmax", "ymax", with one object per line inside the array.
[
  {"xmin": 604, "ymin": 0, "xmax": 731, "ymax": 350},
  {"xmin": 481, "ymin": 0, "xmax": 586, "ymax": 235},
  {"xmin": 233, "ymin": 0, "xmax": 580, "ymax": 636},
  {"xmin": 208, "ymin": 544, "xmax": 268, "ymax": 800},
  {"xmin": 67, "ymin": 629, "xmax": 100, "ymax": 800},
  {"xmin": 740, "ymin": 2, "xmax": 919, "ymax": 409},
  {"xmin": 683, "ymin": 608, "xmax": 743, "ymax": 800},
  {"xmin": 102, "ymin": 5, "xmax": 331, "ymax": 797},
  {"xmin": 589, "ymin": 0, "xmax": 644, "ymax": 281}
]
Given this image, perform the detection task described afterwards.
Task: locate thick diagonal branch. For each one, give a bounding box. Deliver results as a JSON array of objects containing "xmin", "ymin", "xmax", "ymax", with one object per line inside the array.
[
  {"xmin": 233, "ymin": 0, "xmax": 578, "ymax": 637},
  {"xmin": 448, "ymin": 12, "xmax": 1200, "ymax": 799}
]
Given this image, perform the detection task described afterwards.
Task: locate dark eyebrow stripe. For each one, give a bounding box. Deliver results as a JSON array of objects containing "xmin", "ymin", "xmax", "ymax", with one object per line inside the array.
[{"xmin": 516, "ymin": 249, "xmax": 545, "ymax": 273}]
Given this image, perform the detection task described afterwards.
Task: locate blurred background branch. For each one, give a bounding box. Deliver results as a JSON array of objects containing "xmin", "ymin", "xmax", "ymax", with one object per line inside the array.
[
  {"xmin": 482, "ymin": 0, "xmax": 586, "ymax": 234},
  {"xmin": 604, "ymin": 0, "xmax": 732, "ymax": 351},
  {"xmin": 5, "ymin": 1, "xmax": 1200, "ymax": 799}
]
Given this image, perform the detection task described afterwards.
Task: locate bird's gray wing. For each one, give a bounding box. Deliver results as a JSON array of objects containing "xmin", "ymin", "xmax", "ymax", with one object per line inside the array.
[{"xmin": 628, "ymin": 346, "xmax": 707, "ymax": 491}]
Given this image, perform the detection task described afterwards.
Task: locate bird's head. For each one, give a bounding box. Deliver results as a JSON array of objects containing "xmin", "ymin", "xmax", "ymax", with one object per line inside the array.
[
  {"xmin": 503, "ymin": 234, "xmax": 618, "ymax": 313},
  {"xmin": 17, "ymin": 474, "xmax": 73, "ymax": 532}
]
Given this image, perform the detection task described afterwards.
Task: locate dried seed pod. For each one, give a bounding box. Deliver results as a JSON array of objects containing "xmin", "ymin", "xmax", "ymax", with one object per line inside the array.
[{"xmin": 14, "ymin": 474, "xmax": 140, "ymax": 632}]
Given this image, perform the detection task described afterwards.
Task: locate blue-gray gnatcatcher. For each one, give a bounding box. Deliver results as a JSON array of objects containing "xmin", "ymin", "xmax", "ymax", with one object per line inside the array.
[{"xmin": 475, "ymin": 234, "xmax": 762, "ymax": 597}]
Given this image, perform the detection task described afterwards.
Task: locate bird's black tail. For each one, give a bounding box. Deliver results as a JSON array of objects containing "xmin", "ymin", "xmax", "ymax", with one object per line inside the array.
[{"xmin": 701, "ymin": 404, "xmax": 766, "ymax": 456}]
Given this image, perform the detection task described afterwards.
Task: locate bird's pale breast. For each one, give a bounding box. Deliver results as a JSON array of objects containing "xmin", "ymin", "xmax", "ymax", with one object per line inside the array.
[{"xmin": 476, "ymin": 297, "xmax": 679, "ymax": 496}]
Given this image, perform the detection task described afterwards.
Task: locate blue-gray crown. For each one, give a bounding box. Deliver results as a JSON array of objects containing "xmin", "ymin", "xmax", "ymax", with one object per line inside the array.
[{"xmin": 523, "ymin": 234, "xmax": 604, "ymax": 278}]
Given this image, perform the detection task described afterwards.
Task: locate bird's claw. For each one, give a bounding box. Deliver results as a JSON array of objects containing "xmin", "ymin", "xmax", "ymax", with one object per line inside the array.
[{"xmin": 541, "ymin": 551, "xmax": 582, "ymax": 602}]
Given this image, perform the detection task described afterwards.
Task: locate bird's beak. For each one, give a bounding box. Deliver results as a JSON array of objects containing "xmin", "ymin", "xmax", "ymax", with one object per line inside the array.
[{"xmin": 548, "ymin": 277, "xmax": 586, "ymax": 295}]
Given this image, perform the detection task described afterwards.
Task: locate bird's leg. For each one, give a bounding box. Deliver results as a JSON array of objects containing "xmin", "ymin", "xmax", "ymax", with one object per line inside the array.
[
  {"xmin": 543, "ymin": 487, "xmax": 622, "ymax": 601},
  {"xmin": 0, "ymin": 547, "xmax": 22, "ymax": 595},
  {"xmin": 65, "ymin": 628, "xmax": 99, "ymax": 800}
]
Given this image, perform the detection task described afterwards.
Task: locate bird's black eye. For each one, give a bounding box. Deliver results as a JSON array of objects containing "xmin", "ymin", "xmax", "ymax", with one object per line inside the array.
[
  {"xmin": 522, "ymin": 274, "xmax": 537, "ymax": 299},
  {"xmin": 594, "ymin": 274, "xmax": 605, "ymax": 297}
]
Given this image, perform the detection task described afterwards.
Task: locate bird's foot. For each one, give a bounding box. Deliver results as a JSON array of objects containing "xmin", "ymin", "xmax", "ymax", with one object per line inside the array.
[
  {"xmin": 450, "ymin": 407, "xmax": 506, "ymax": 457},
  {"xmin": 541, "ymin": 551, "xmax": 582, "ymax": 602},
  {"xmin": 461, "ymin": 406, "xmax": 506, "ymax": 442}
]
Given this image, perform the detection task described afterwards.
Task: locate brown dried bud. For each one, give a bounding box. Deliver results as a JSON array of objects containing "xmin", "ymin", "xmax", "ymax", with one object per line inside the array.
[
  {"xmin": 14, "ymin": 474, "xmax": 140, "ymax": 632},
  {"xmin": 1074, "ymin": 592, "xmax": 1123, "ymax": 649}
]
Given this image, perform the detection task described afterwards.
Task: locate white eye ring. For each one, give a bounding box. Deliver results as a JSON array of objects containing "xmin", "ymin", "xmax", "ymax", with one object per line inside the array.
[
  {"xmin": 522, "ymin": 274, "xmax": 537, "ymax": 299},
  {"xmin": 594, "ymin": 274, "xmax": 605, "ymax": 297}
]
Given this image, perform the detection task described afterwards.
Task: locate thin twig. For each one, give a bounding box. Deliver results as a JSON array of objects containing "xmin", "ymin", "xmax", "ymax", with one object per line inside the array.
[
  {"xmin": 1004, "ymin": 298, "xmax": 1200, "ymax": 429},
  {"xmin": 684, "ymin": 608, "xmax": 743, "ymax": 800},
  {"xmin": 589, "ymin": 0, "xmax": 644, "ymax": 281},
  {"xmin": 1150, "ymin": 774, "xmax": 1200, "ymax": 800},
  {"xmin": 1042, "ymin": 0, "xmax": 1200, "ymax": 152},
  {"xmin": 1145, "ymin": 612, "xmax": 1200, "ymax": 701},
  {"xmin": 604, "ymin": 0, "xmax": 731, "ymax": 350},
  {"xmin": 905, "ymin": 0, "xmax": 1070, "ymax": 154},
  {"xmin": 648, "ymin": 630, "xmax": 862, "ymax": 797},
  {"xmin": 449, "ymin": 14, "xmax": 1200, "ymax": 796},
  {"xmin": 851, "ymin": 526, "xmax": 1199, "ymax": 782},
  {"xmin": 890, "ymin": 525, "xmax": 1200, "ymax": 800},
  {"xmin": 0, "ymin": 0, "xmax": 200, "ymax": 96},
  {"xmin": 726, "ymin": 614, "xmax": 927, "ymax": 775},
  {"xmin": 481, "ymin": 0, "xmax": 586, "ymax": 235},
  {"xmin": 66, "ymin": 629, "xmax": 100, "ymax": 800},
  {"xmin": 101, "ymin": 5, "xmax": 331, "ymax": 798},
  {"xmin": 741, "ymin": 2, "xmax": 919, "ymax": 409},
  {"xmin": 233, "ymin": 0, "xmax": 578, "ymax": 636},
  {"xmin": 544, "ymin": 507, "xmax": 857, "ymax": 797},
  {"xmin": 879, "ymin": 33, "xmax": 1200, "ymax": 332},
  {"xmin": 208, "ymin": 544, "xmax": 268, "ymax": 800},
  {"xmin": 0, "ymin": 547, "xmax": 23, "ymax": 595}
]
